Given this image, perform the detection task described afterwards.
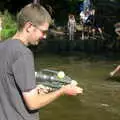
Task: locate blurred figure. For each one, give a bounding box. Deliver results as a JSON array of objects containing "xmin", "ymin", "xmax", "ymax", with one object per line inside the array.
[
  {"xmin": 110, "ymin": 22, "xmax": 120, "ymax": 77},
  {"xmin": 115, "ymin": 22, "xmax": 120, "ymax": 36},
  {"xmin": 110, "ymin": 65, "xmax": 120, "ymax": 77},
  {"xmin": 80, "ymin": 9, "xmax": 90, "ymax": 40},
  {"xmin": 93, "ymin": 9, "xmax": 104, "ymax": 39},
  {"xmin": 67, "ymin": 14, "xmax": 76, "ymax": 40},
  {"xmin": 86, "ymin": 9, "xmax": 95, "ymax": 35}
]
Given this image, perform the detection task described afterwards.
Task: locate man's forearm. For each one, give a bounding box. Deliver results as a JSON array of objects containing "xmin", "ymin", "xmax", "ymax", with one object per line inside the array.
[
  {"xmin": 23, "ymin": 87, "xmax": 64, "ymax": 110},
  {"xmin": 23, "ymin": 84, "xmax": 83, "ymax": 110}
]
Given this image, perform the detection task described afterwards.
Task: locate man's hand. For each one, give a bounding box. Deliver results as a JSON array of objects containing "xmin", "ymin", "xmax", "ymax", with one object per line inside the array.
[
  {"xmin": 36, "ymin": 84, "xmax": 52, "ymax": 94},
  {"xmin": 60, "ymin": 84, "xmax": 83, "ymax": 96}
]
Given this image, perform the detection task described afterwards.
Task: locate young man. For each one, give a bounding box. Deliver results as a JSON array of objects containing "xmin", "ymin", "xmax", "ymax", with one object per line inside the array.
[{"xmin": 0, "ymin": 3, "xmax": 83, "ymax": 120}]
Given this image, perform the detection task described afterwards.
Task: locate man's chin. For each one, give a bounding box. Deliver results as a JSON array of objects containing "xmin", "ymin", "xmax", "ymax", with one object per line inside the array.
[{"xmin": 32, "ymin": 41, "xmax": 39, "ymax": 46}]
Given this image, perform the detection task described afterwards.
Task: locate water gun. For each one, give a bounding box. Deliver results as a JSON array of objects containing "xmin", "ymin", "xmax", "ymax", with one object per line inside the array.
[{"xmin": 35, "ymin": 69, "xmax": 78, "ymax": 92}]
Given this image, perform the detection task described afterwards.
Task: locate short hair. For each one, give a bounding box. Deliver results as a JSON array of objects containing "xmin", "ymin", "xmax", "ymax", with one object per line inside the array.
[{"xmin": 17, "ymin": 3, "xmax": 52, "ymax": 30}]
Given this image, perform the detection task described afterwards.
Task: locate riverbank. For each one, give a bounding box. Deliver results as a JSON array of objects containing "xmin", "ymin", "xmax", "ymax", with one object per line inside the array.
[{"xmin": 30, "ymin": 36, "xmax": 120, "ymax": 55}]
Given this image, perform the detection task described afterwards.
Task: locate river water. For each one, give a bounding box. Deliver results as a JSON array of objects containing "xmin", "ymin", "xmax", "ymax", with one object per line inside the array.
[{"xmin": 34, "ymin": 52, "xmax": 120, "ymax": 120}]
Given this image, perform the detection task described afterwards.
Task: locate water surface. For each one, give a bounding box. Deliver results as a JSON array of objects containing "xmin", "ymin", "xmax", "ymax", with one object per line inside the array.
[{"xmin": 34, "ymin": 53, "xmax": 120, "ymax": 120}]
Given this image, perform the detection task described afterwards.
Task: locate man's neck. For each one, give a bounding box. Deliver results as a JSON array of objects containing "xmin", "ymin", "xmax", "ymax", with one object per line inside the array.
[{"xmin": 12, "ymin": 32, "xmax": 28, "ymax": 46}]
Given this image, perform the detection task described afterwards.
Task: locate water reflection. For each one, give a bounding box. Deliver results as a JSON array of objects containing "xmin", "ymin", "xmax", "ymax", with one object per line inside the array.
[{"xmin": 34, "ymin": 53, "xmax": 120, "ymax": 120}]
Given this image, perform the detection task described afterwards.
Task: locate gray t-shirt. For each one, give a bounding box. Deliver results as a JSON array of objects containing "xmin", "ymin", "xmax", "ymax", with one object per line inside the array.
[{"xmin": 0, "ymin": 39, "xmax": 39, "ymax": 120}]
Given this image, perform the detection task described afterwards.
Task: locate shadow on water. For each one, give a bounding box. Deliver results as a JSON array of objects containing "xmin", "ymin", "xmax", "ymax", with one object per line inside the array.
[
  {"xmin": 106, "ymin": 76, "xmax": 120, "ymax": 82},
  {"xmin": 33, "ymin": 51, "xmax": 120, "ymax": 120}
]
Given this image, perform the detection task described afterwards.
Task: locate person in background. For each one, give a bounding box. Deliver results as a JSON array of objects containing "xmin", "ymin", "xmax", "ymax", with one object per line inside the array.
[
  {"xmin": 114, "ymin": 22, "xmax": 120, "ymax": 37},
  {"xmin": 0, "ymin": 3, "xmax": 83, "ymax": 120},
  {"xmin": 67, "ymin": 14, "xmax": 76, "ymax": 40},
  {"xmin": 110, "ymin": 65, "xmax": 120, "ymax": 77},
  {"xmin": 85, "ymin": 9, "xmax": 95, "ymax": 36},
  {"xmin": 80, "ymin": 9, "xmax": 90, "ymax": 40},
  {"xmin": 93, "ymin": 9, "xmax": 104, "ymax": 39},
  {"xmin": 110, "ymin": 22, "xmax": 120, "ymax": 77}
]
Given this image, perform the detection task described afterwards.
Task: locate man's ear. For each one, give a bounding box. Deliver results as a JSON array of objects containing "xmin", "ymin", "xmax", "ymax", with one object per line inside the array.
[{"xmin": 24, "ymin": 22, "xmax": 34, "ymax": 33}]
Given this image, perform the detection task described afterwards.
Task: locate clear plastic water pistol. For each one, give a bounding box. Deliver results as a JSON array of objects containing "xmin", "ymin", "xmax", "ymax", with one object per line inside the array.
[{"xmin": 35, "ymin": 69, "xmax": 78, "ymax": 91}]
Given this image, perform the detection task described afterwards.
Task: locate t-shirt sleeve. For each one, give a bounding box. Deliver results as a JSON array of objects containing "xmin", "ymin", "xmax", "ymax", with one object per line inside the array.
[{"xmin": 12, "ymin": 53, "xmax": 36, "ymax": 92}]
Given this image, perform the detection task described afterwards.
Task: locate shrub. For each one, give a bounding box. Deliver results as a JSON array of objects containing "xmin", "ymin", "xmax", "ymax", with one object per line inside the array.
[{"xmin": 1, "ymin": 10, "xmax": 17, "ymax": 40}]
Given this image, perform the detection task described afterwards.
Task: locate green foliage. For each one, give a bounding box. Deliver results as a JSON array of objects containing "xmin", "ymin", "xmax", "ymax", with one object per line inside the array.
[{"xmin": 1, "ymin": 10, "xmax": 17, "ymax": 40}]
